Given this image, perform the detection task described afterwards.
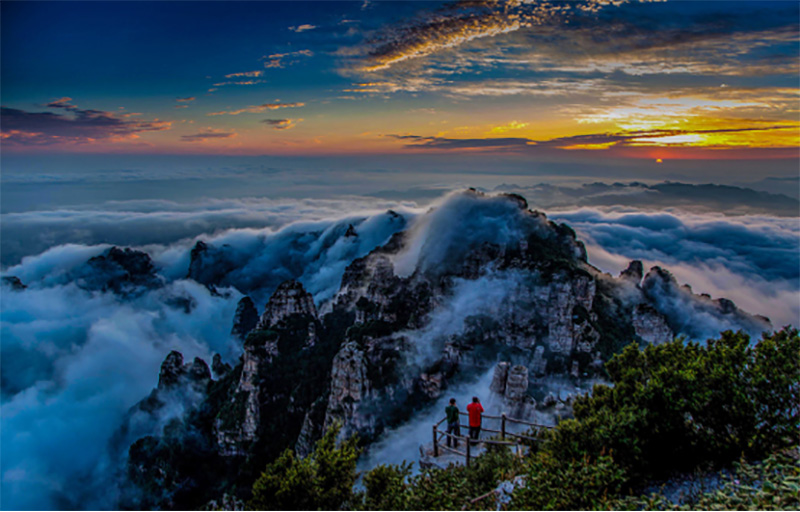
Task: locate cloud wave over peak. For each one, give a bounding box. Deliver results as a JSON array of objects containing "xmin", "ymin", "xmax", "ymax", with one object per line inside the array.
[{"xmin": 1, "ymin": 188, "xmax": 796, "ymax": 509}]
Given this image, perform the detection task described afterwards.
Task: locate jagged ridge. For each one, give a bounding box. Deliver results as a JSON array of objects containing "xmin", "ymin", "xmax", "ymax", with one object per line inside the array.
[{"xmin": 109, "ymin": 190, "xmax": 770, "ymax": 509}]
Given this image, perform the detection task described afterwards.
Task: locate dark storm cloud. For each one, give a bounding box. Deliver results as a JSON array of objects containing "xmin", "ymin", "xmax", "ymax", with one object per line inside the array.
[{"xmin": 0, "ymin": 105, "xmax": 171, "ymax": 146}]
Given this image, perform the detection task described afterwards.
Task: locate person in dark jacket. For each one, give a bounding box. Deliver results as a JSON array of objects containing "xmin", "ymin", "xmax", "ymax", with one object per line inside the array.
[
  {"xmin": 466, "ymin": 396, "xmax": 484, "ymax": 443},
  {"xmin": 445, "ymin": 398, "xmax": 460, "ymax": 447}
]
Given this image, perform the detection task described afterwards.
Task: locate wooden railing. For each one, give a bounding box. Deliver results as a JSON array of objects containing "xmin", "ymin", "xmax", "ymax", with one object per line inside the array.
[{"xmin": 432, "ymin": 412, "xmax": 552, "ymax": 467}]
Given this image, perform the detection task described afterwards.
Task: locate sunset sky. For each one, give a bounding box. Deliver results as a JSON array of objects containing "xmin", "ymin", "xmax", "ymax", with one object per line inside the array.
[
  {"xmin": 2, "ymin": 0, "xmax": 798, "ymax": 162},
  {"xmin": 1, "ymin": 6, "xmax": 799, "ymax": 508}
]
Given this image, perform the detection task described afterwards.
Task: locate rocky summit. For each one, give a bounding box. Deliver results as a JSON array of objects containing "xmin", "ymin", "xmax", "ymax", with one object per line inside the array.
[{"xmin": 111, "ymin": 190, "xmax": 771, "ymax": 509}]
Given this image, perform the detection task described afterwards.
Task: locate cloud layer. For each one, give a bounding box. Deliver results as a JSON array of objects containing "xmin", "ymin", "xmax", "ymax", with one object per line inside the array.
[
  {"xmin": 549, "ymin": 208, "xmax": 799, "ymax": 327},
  {"xmin": 1, "ymin": 188, "xmax": 796, "ymax": 509},
  {"xmin": 0, "ymin": 203, "xmax": 418, "ymax": 509},
  {"xmin": 207, "ymin": 101, "xmax": 305, "ymax": 116},
  {"xmin": 1, "ymin": 100, "xmax": 171, "ymax": 146},
  {"xmin": 1, "ymin": 276, "xmax": 241, "ymax": 509}
]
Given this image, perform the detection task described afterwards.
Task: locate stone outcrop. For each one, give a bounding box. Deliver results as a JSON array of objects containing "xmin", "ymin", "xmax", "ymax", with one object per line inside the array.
[
  {"xmin": 158, "ymin": 351, "xmax": 186, "ymax": 389},
  {"xmin": 633, "ymin": 303, "xmax": 673, "ymax": 345},
  {"xmin": 323, "ymin": 342, "xmax": 375, "ymax": 439},
  {"xmin": 212, "ymin": 353, "xmax": 231, "ymax": 378},
  {"xmin": 186, "ymin": 241, "xmax": 236, "ymax": 287},
  {"xmin": 641, "ymin": 266, "xmax": 771, "ymax": 339},
  {"xmin": 1, "ymin": 276, "xmax": 26, "ymax": 290},
  {"xmin": 203, "ymin": 493, "xmax": 244, "ymax": 511},
  {"xmin": 295, "ymin": 410, "xmax": 321, "ymax": 458},
  {"xmin": 530, "ymin": 346, "xmax": 547, "ymax": 376},
  {"xmin": 74, "ymin": 246, "xmax": 161, "ymax": 295},
  {"xmin": 490, "ymin": 362, "xmax": 511, "ymax": 395},
  {"xmin": 158, "ymin": 351, "xmax": 211, "ymax": 392},
  {"xmin": 215, "ymin": 279, "xmax": 322, "ymax": 456},
  {"xmin": 256, "ymin": 280, "xmax": 318, "ymax": 330},
  {"xmin": 490, "ymin": 362, "xmax": 535, "ymax": 418},
  {"xmin": 546, "ymin": 276, "xmax": 598, "ymax": 354},
  {"xmin": 231, "ymin": 296, "xmax": 258, "ymax": 341},
  {"xmin": 620, "ymin": 260, "xmax": 644, "ymax": 283},
  {"xmin": 114, "ymin": 349, "xmax": 214, "ymax": 489}
]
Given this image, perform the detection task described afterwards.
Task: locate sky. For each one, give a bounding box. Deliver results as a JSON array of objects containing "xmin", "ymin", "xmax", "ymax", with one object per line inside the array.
[{"xmin": 2, "ymin": 0, "xmax": 799, "ymax": 163}]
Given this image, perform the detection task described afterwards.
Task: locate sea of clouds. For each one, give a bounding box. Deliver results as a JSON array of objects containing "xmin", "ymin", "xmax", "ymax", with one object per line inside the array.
[{"xmin": 1, "ymin": 186, "xmax": 797, "ymax": 509}]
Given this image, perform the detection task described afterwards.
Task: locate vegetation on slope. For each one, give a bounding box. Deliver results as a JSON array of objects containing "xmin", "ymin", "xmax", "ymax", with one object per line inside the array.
[{"xmin": 249, "ymin": 327, "xmax": 799, "ymax": 510}]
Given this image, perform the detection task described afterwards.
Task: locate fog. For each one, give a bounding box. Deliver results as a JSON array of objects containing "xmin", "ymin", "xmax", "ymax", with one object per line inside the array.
[{"xmin": 1, "ymin": 184, "xmax": 796, "ymax": 509}]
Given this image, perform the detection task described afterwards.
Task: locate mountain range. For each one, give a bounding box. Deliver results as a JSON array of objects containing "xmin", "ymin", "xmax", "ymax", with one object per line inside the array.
[{"xmin": 2, "ymin": 190, "xmax": 773, "ymax": 509}]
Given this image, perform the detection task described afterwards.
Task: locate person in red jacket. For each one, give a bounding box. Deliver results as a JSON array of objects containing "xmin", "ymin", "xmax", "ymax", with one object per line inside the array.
[{"xmin": 466, "ymin": 396, "xmax": 484, "ymax": 443}]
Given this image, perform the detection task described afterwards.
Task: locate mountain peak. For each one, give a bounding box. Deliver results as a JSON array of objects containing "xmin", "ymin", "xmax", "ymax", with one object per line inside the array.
[{"xmin": 256, "ymin": 280, "xmax": 318, "ymax": 330}]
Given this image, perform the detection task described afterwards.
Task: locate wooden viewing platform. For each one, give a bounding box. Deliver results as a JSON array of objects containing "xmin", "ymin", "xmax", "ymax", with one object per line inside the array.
[{"xmin": 431, "ymin": 412, "xmax": 553, "ymax": 467}]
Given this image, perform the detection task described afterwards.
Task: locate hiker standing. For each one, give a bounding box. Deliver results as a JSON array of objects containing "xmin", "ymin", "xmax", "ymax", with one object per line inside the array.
[
  {"xmin": 466, "ymin": 396, "xmax": 484, "ymax": 443},
  {"xmin": 444, "ymin": 398, "xmax": 460, "ymax": 447}
]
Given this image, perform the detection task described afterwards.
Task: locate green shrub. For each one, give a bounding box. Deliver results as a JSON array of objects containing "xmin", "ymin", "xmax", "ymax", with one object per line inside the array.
[
  {"xmin": 511, "ymin": 452, "xmax": 625, "ymax": 510},
  {"xmin": 614, "ymin": 451, "xmax": 800, "ymax": 510},
  {"xmin": 359, "ymin": 446, "xmax": 523, "ymax": 511},
  {"xmin": 249, "ymin": 423, "xmax": 360, "ymax": 510},
  {"xmin": 361, "ymin": 462, "xmax": 413, "ymax": 511},
  {"xmin": 547, "ymin": 328, "xmax": 799, "ymax": 483}
]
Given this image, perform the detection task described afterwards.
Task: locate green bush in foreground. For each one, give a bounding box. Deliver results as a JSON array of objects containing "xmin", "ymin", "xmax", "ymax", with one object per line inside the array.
[
  {"xmin": 547, "ymin": 328, "xmax": 799, "ymax": 484},
  {"xmin": 359, "ymin": 446, "xmax": 523, "ymax": 510},
  {"xmin": 249, "ymin": 423, "xmax": 360, "ymax": 510},
  {"xmin": 614, "ymin": 451, "xmax": 800, "ymax": 511},
  {"xmin": 510, "ymin": 452, "xmax": 625, "ymax": 510}
]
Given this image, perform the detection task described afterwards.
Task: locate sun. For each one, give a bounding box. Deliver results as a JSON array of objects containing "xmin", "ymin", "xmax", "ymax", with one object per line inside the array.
[{"xmin": 656, "ymin": 158, "xmax": 663, "ymax": 163}]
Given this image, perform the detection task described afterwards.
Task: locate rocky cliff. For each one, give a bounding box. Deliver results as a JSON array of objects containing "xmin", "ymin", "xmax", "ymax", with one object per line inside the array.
[
  {"xmin": 116, "ymin": 190, "xmax": 771, "ymax": 509},
  {"xmin": 230, "ymin": 296, "xmax": 258, "ymax": 341},
  {"xmin": 71, "ymin": 246, "xmax": 162, "ymax": 296}
]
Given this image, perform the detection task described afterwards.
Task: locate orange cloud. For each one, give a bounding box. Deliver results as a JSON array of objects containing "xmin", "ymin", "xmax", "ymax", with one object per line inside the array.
[
  {"xmin": 262, "ymin": 118, "xmax": 303, "ymax": 130},
  {"xmin": 1, "ymin": 103, "xmax": 171, "ymax": 146},
  {"xmin": 180, "ymin": 128, "xmax": 237, "ymax": 142},
  {"xmin": 207, "ymin": 102, "xmax": 305, "ymax": 116},
  {"xmin": 224, "ymin": 70, "xmax": 264, "ymax": 78}
]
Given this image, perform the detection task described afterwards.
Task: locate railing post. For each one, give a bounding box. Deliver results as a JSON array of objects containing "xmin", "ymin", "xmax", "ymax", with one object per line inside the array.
[
  {"xmin": 501, "ymin": 413, "xmax": 506, "ymax": 440},
  {"xmin": 433, "ymin": 425, "xmax": 439, "ymax": 457},
  {"xmin": 465, "ymin": 437, "xmax": 471, "ymax": 467}
]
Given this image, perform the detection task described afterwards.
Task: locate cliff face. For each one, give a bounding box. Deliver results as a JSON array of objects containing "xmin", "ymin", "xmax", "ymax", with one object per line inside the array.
[
  {"xmin": 215, "ymin": 280, "xmax": 323, "ymax": 456},
  {"xmin": 256, "ymin": 280, "xmax": 318, "ymax": 329},
  {"xmin": 230, "ymin": 296, "xmax": 258, "ymax": 341},
  {"xmin": 70, "ymin": 246, "xmax": 162, "ymax": 296},
  {"xmin": 632, "ymin": 304, "xmax": 673, "ymax": 345},
  {"xmin": 309, "ymin": 193, "xmax": 769, "ymax": 441},
  {"xmin": 118, "ymin": 190, "xmax": 772, "ymax": 509},
  {"xmin": 490, "ymin": 362, "xmax": 535, "ymax": 419},
  {"xmin": 640, "ymin": 266, "xmax": 770, "ymax": 339},
  {"xmin": 323, "ymin": 342, "xmax": 374, "ymax": 439}
]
